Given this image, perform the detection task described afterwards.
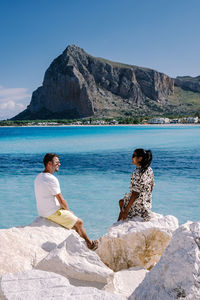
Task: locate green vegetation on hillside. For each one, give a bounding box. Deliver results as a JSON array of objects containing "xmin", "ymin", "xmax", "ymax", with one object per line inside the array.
[
  {"xmin": 0, "ymin": 113, "xmax": 199, "ymax": 127},
  {"xmin": 176, "ymin": 75, "xmax": 200, "ymax": 82},
  {"xmin": 167, "ymin": 87, "xmax": 200, "ymax": 116},
  {"xmin": 91, "ymin": 55, "xmax": 149, "ymax": 72}
]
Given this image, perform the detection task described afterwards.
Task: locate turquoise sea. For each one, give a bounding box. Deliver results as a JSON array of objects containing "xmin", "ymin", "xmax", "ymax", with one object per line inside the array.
[{"xmin": 0, "ymin": 125, "xmax": 199, "ymax": 239}]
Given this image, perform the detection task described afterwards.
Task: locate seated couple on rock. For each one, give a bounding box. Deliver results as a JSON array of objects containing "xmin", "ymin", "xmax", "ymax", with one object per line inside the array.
[{"xmin": 34, "ymin": 150, "xmax": 154, "ymax": 251}]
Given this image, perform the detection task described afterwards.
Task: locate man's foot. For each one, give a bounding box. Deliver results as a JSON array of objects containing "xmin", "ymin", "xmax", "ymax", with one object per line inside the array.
[{"xmin": 87, "ymin": 240, "xmax": 98, "ymax": 251}]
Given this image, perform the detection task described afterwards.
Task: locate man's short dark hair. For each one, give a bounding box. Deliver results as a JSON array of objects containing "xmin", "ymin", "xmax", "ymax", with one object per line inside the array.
[{"xmin": 43, "ymin": 153, "xmax": 59, "ymax": 166}]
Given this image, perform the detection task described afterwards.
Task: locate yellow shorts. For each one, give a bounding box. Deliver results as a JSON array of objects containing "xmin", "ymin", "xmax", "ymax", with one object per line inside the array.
[{"xmin": 46, "ymin": 209, "xmax": 78, "ymax": 229}]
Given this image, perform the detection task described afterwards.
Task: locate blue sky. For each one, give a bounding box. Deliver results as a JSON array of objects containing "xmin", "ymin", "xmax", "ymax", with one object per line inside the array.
[{"xmin": 0, "ymin": 0, "xmax": 200, "ymax": 119}]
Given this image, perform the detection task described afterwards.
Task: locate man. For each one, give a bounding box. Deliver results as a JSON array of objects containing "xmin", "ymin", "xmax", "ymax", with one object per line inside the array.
[{"xmin": 34, "ymin": 153, "xmax": 98, "ymax": 250}]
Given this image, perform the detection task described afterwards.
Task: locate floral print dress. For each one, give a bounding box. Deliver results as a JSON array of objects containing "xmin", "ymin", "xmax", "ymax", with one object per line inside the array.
[{"xmin": 122, "ymin": 167, "xmax": 154, "ymax": 221}]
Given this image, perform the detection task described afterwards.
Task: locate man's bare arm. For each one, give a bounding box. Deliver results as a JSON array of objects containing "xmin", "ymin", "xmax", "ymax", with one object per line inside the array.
[{"xmin": 56, "ymin": 193, "xmax": 69, "ymax": 210}]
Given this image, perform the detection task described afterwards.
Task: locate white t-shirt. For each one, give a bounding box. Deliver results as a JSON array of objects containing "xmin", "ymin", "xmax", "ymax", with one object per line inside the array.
[{"xmin": 34, "ymin": 172, "xmax": 61, "ymax": 217}]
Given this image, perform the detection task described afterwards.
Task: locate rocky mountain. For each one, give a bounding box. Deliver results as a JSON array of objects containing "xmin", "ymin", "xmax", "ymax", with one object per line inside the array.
[
  {"xmin": 175, "ymin": 75, "xmax": 200, "ymax": 93},
  {"xmin": 13, "ymin": 45, "xmax": 200, "ymax": 120}
]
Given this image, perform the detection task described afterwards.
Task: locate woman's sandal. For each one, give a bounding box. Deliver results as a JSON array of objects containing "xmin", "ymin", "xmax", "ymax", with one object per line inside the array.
[{"xmin": 88, "ymin": 240, "xmax": 98, "ymax": 251}]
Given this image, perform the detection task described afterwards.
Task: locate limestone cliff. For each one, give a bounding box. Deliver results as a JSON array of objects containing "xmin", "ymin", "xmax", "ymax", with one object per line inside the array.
[{"xmin": 13, "ymin": 45, "xmax": 174, "ymax": 120}]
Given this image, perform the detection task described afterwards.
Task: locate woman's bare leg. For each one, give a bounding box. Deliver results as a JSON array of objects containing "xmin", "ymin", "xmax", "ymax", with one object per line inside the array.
[{"xmin": 117, "ymin": 199, "xmax": 124, "ymax": 221}]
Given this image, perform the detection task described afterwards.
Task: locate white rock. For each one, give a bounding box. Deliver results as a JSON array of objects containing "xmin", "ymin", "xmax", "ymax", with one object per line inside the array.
[
  {"xmin": 104, "ymin": 267, "xmax": 148, "ymax": 297},
  {"xmin": 0, "ymin": 217, "xmax": 73, "ymax": 275},
  {"xmin": 36, "ymin": 232, "xmax": 113, "ymax": 288},
  {"xmin": 0, "ymin": 269, "xmax": 70, "ymax": 300},
  {"xmin": 130, "ymin": 221, "xmax": 200, "ymax": 300},
  {"xmin": 96, "ymin": 213, "xmax": 178, "ymax": 271},
  {"xmin": 0, "ymin": 270, "xmax": 125, "ymax": 300}
]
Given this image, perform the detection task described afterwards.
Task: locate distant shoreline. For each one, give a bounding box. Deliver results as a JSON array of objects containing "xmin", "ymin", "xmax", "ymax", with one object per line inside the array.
[{"xmin": 0, "ymin": 123, "xmax": 200, "ymax": 128}]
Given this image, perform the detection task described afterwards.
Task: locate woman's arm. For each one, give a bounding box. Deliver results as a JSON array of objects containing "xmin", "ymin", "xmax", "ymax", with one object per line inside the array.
[
  {"xmin": 120, "ymin": 191, "xmax": 139, "ymax": 220},
  {"xmin": 151, "ymin": 180, "xmax": 154, "ymax": 192}
]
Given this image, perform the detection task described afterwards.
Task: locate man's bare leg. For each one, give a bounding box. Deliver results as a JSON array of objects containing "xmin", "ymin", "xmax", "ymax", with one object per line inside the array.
[{"xmin": 72, "ymin": 219, "xmax": 93, "ymax": 247}]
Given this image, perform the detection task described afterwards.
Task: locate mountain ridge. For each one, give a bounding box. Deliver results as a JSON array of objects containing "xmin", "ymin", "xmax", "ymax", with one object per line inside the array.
[{"xmin": 13, "ymin": 45, "xmax": 200, "ymax": 120}]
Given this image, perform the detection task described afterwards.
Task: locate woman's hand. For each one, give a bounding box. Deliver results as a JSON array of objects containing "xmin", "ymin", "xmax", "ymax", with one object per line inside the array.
[
  {"xmin": 118, "ymin": 191, "xmax": 139, "ymax": 221},
  {"xmin": 121, "ymin": 209, "xmax": 129, "ymax": 220}
]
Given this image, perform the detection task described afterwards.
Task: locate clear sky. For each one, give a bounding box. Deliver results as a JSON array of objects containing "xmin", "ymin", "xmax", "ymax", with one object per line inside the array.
[{"xmin": 0, "ymin": 0, "xmax": 200, "ymax": 119}]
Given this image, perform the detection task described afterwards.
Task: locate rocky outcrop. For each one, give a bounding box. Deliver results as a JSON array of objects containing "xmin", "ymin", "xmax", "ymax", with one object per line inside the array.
[
  {"xmin": 0, "ymin": 213, "xmax": 178, "ymax": 298},
  {"xmin": 129, "ymin": 221, "xmax": 200, "ymax": 300},
  {"xmin": 13, "ymin": 45, "xmax": 174, "ymax": 120},
  {"xmin": 175, "ymin": 75, "xmax": 200, "ymax": 93},
  {"xmin": 1, "ymin": 216, "xmax": 200, "ymax": 299},
  {"xmin": 96, "ymin": 213, "xmax": 178, "ymax": 272},
  {"xmin": 0, "ymin": 270, "xmax": 125, "ymax": 300},
  {"xmin": 104, "ymin": 267, "xmax": 148, "ymax": 298},
  {"xmin": 0, "ymin": 217, "xmax": 69, "ymax": 276},
  {"xmin": 0, "ymin": 218, "xmax": 113, "ymax": 289},
  {"xmin": 36, "ymin": 233, "xmax": 113, "ymax": 288}
]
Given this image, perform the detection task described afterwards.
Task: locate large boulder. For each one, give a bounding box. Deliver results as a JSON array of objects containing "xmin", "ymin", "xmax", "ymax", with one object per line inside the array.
[
  {"xmin": 130, "ymin": 221, "xmax": 200, "ymax": 300},
  {"xmin": 0, "ymin": 270, "xmax": 125, "ymax": 300},
  {"xmin": 104, "ymin": 267, "xmax": 148, "ymax": 298},
  {"xmin": 36, "ymin": 233, "xmax": 113, "ymax": 288},
  {"xmin": 0, "ymin": 217, "xmax": 73, "ymax": 275},
  {"xmin": 96, "ymin": 213, "xmax": 178, "ymax": 271}
]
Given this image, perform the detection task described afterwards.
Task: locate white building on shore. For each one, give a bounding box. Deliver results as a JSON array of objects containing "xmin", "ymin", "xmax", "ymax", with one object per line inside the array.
[
  {"xmin": 148, "ymin": 118, "xmax": 170, "ymax": 124},
  {"xmin": 186, "ymin": 117, "xmax": 198, "ymax": 123}
]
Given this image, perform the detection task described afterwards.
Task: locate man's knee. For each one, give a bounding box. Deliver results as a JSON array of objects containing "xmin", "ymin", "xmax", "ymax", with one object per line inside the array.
[{"xmin": 74, "ymin": 218, "xmax": 83, "ymax": 229}]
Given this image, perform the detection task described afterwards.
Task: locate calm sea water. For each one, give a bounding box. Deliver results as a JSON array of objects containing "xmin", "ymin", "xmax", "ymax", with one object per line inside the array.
[{"xmin": 0, "ymin": 125, "xmax": 199, "ymax": 239}]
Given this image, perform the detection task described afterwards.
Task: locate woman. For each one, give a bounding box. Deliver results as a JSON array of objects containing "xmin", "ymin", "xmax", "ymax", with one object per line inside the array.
[{"xmin": 118, "ymin": 148, "xmax": 154, "ymax": 222}]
